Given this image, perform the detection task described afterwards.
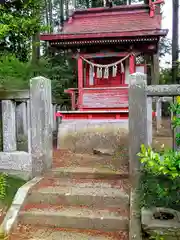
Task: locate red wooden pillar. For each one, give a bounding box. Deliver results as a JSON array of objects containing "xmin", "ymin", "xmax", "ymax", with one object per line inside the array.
[
  {"xmin": 129, "ymin": 55, "xmax": 135, "ymax": 74},
  {"xmin": 86, "ymin": 64, "xmax": 89, "ymax": 87},
  {"xmin": 78, "ymin": 57, "xmax": 83, "ymax": 110}
]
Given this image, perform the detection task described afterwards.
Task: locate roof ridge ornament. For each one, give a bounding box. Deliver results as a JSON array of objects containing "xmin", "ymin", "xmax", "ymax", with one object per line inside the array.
[{"xmin": 149, "ymin": 0, "xmax": 165, "ymax": 18}]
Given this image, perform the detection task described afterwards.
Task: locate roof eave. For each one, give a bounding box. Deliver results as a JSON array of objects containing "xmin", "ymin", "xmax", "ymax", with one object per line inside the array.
[{"xmin": 40, "ymin": 29, "xmax": 168, "ymax": 41}]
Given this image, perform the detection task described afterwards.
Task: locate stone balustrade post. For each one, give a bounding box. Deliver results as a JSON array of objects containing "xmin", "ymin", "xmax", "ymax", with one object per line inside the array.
[
  {"xmin": 2, "ymin": 100, "xmax": 17, "ymax": 152},
  {"xmin": 29, "ymin": 76, "xmax": 53, "ymax": 177}
]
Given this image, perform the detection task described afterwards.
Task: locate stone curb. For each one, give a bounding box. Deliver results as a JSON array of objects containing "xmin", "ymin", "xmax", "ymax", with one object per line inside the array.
[
  {"xmin": 1, "ymin": 176, "xmax": 43, "ymax": 234},
  {"xmin": 129, "ymin": 188, "xmax": 142, "ymax": 240}
]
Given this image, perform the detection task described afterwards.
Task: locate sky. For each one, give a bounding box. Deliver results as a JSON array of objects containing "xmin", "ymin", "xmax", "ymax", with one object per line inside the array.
[
  {"xmin": 161, "ymin": 0, "xmax": 175, "ymax": 67},
  {"xmin": 162, "ymin": 0, "xmax": 173, "ymax": 38}
]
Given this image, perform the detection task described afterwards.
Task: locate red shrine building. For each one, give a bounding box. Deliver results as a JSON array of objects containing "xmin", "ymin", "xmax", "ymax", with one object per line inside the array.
[{"xmin": 40, "ymin": 1, "xmax": 168, "ymax": 120}]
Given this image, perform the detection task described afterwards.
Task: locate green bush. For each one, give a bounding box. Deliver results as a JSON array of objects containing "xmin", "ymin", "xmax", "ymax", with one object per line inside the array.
[
  {"xmin": 137, "ymin": 98, "xmax": 180, "ymax": 211},
  {"xmin": 138, "ymin": 145, "xmax": 180, "ymax": 211}
]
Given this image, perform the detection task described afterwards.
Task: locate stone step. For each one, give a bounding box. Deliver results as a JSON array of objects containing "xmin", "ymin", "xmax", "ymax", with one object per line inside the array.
[
  {"xmin": 47, "ymin": 167, "xmax": 129, "ymax": 179},
  {"xmin": 53, "ymin": 151, "xmax": 129, "ymax": 172},
  {"xmin": 26, "ymin": 184, "xmax": 129, "ymax": 209},
  {"xmin": 9, "ymin": 225, "xmax": 128, "ymax": 240},
  {"xmin": 19, "ymin": 205, "xmax": 129, "ymax": 232},
  {"xmin": 33, "ymin": 177, "xmax": 130, "ymax": 193}
]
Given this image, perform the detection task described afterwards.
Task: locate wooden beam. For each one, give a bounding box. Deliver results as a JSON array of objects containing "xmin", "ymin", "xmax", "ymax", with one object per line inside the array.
[{"xmin": 73, "ymin": 52, "xmax": 131, "ymax": 59}]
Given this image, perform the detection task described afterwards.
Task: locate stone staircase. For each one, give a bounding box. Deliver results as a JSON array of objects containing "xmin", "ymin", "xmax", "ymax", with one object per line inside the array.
[{"xmin": 9, "ymin": 151, "xmax": 130, "ymax": 240}]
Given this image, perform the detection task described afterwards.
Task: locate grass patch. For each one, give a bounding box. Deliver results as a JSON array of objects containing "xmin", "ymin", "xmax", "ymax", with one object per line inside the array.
[{"xmin": 1, "ymin": 175, "xmax": 26, "ymax": 207}]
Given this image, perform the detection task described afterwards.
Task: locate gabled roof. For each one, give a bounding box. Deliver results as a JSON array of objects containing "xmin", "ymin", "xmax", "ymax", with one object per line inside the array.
[
  {"xmin": 40, "ymin": 4, "xmax": 168, "ymax": 43},
  {"xmin": 63, "ymin": 5, "xmax": 161, "ymax": 34}
]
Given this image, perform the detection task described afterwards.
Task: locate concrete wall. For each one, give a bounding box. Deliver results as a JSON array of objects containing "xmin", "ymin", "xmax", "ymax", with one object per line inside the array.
[{"xmin": 58, "ymin": 119, "xmax": 128, "ymax": 155}]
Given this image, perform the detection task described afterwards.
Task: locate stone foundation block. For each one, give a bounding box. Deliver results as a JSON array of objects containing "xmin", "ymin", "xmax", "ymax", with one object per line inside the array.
[{"xmin": 0, "ymin": 151, "xmax": 32, "ymax": 180}]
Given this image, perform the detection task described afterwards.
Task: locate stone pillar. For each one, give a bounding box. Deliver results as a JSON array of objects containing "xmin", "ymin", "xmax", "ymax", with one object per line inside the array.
[
  {"xmin": 147, "ymin": 97, "xmax": 153, "ymax": 145},
  {"xmin": 16, "ymin": 102, "xmax": 27, "ymax": 136},
  {"xmin": 129, "ymin": 73, "xmax": 149, "ymax": 175},
  {"xmin": 2, "ymin": 100, "xmax": 17, "ymax": 152},
  {"xmin": 129, "ymin": 73, "xmax": 148, "ymax": 240},
  {"xmin": 26, "ymin": 100, "xmax": 32, "ymax": 154},
  {"xmin": 156, "ymin": 97, "xmax": 162, "ymax": 132},
  {"xmin": 29, "ymin": 76, "xmax": 53, "ymax": 177}
]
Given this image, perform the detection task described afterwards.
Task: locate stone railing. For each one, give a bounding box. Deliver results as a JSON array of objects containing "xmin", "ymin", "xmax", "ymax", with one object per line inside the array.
[
  {"xmin": 0, "ymin": 76, "xmax": 52, "ymax": 180},
  {"xmin": 128, "ymin": 73, "xmax": 180, "ymax": 240}
]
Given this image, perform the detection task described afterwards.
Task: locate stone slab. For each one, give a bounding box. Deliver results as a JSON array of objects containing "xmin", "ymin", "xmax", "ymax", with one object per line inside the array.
[
  {"xmin": 49, "ymin": 167, "xmax": 129, "ymax": 179},
  {"xmin": 0, "ymin": 151, "xmax": 32, "ymax": 180},
  {"xmin": 12, "ymin": 226, "xmax": 125, "ymax": 240},
  {"xmin": 19, "ymin": 206, "xmax": 129, "ymax": 231},
  {"xmin": 27, "ymin": 185, "xmax": 129, "ymax": 209}
]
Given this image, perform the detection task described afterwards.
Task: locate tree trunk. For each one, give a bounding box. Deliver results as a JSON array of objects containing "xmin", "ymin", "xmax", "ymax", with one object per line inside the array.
[
  {"xmin": 44, "ymin": 0, "xmax": 49, "ymax": 30},
  {"xmin": 31, "ymin": 33, "xmax": 40, "ymax": 65},
  {"xmin": 65, "ymin": 0, "xmax": 69, "ymax": 19},
  {"xmin": 152, "ymin": 53, "xmax": 160, "ymax": 84},
  {"xmin": 60, "ymin": 0, "xmax": 64, "ymax": 26},
  {"xmin": 172, "ymin": 0, "xmax": 179, "ymax": 83},
  {"xmin": 48, "ymin": 0, "xmax": 53, "ymax": 32}
]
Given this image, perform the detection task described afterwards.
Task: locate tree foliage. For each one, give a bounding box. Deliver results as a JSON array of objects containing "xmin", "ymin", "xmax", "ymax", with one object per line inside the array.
[
  {"xmin": 0, "ymin": 53, "xmax": 76, "ymax": 105},
  {"xmin": 0, "ymin": 0, "xmax": 44, "ymax": 62}
]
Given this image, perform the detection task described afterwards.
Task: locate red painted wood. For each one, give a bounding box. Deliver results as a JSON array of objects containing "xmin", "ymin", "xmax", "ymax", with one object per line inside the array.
[
  {"xmin": 80, "ymin": 108, "xmax": 128, "ymax": 111},
  {"xmin": 56, "ymin": 111, "xmax": 155, "ymax": 119},
  {"xmin": 56, "ymin": 110, "xmax": 155, "ymax": 119},
  {"xmin": 78, "ymin": 58, "xmax": 83, "ymax": 110},
  {"xmin": 82, "ymin": 88, "xmax": 128, "ymax": 109},
  {"xmin": 56, "ymin": 112, "xmax": 129, "ymax": 120},
  {"xmin": 149, "ymin": 0, "xmax": 164, "ymax": 18},
  {"xmin": 129, "ymin": 55, "xmax": 135, "ymax": 74},
  {"xmin": 73, "ymin": 52, "xmax": 130, "ymax": 59},
  {"xmin": 85, "ymin": 64, "xmax": 90, "ymax": 86}
]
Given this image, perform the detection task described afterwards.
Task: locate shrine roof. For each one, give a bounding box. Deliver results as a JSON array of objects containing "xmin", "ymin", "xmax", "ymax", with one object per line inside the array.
[{"xmin": 40, "ymin": 4, "xmax": 168, "ymax": 42}]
